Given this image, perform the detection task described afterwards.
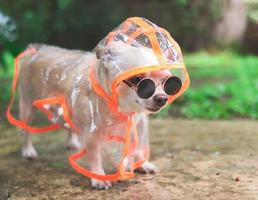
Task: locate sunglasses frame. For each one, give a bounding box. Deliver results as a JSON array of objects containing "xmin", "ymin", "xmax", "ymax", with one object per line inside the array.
[{"xmin": 123, "ymin": 75, "xmax": 182, "ymax": 99}]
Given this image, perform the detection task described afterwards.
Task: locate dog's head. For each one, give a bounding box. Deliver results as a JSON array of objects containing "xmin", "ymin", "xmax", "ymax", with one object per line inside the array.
[
  {"xmin": 96, "ymin": 41, "xmax": 179, "ymax": 114},
  {"xmin": 118, "ymin": 71, "xmax": 173, "ymax": 114}
]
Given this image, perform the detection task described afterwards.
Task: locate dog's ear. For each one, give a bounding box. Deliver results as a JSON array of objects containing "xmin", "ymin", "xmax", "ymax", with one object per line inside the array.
[
  {"xmin": 96, "ymin": 47, "xmax": 106, "ymax": 59},
  {"xmin": 96, "ymin": 47, "xmax": 117, "ymax": 60}
]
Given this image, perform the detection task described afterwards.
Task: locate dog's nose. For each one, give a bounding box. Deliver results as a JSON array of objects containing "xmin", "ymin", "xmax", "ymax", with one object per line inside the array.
[{"xmin": 153, "ymin": 95, "xmax": 168, "ymax": 107}]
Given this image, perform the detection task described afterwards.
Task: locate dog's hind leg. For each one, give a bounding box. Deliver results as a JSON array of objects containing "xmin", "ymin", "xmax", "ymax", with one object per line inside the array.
[
  {"xmin": 19, "ymin": 98, "xmax": 37, "ymax": 159},
  {"xmin": 68, "ymin": 131, "xmax": 81, "ymax": 150}
]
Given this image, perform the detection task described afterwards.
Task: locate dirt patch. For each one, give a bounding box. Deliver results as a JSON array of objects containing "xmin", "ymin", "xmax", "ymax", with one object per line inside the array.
[{"xmin": 1, "ymin": 119, "xmax": 258, "ymax": 200}]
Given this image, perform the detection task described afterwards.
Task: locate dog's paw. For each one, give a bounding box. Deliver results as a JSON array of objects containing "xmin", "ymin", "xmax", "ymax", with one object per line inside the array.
[
  {"xmin": 91, "ymin": 179, "xmax": 112, "ymax": 190},
  {"xmin": 22, "ymin": 145, "xmax": 38, "ymax": 159},
  {"xmin": 68, "ymin": 134, "xmax": 81, "ymax": 150},
  {"xmin": 135, "ymin": 161, "xmax": 158, "ymax": 174}
]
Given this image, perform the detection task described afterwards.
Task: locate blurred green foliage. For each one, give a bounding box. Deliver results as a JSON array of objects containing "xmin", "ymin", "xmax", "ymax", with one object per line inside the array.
[
  {"xmin": 0, "ymin": 0, "xmax": 123, "ymax": 54},
  {"xmin": 245, "ymin": 0, "xmax": 258, "ymax": 23},
  {"xmin": 0, "ymin": 50, "xmax": 14, "ymax": 102},
  {"xmin": 0, "ymin": 0, "xmax": 222, "ymax": 55},
  {"xmin": 157, "ymin": 51, "xmax": 258, "ymax": 119}
]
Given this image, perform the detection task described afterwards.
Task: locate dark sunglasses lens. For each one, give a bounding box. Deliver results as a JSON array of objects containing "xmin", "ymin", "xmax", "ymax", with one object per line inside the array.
[
  {"xmin": 164, "ymin": 76, "xmax": 182, "ymax": 95},
  {"xmin": 137, "ymin": 79, "xmax": 155, "ymax": 99}
]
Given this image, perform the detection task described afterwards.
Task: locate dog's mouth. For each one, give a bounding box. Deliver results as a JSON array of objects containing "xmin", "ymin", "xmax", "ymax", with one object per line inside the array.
[
  {"xmin": 145, "ymin": 106, "xmax": 161, "ymax": 112},
  {"xmin": 135, "ymin": 100, "xmax": 161, "ymax": 113}
]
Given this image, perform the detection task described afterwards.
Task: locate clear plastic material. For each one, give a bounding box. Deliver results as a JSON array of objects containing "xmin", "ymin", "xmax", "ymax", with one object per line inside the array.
[{"xmin": 7, "ymin": 17, "xmax": 190, "ymax": 181}]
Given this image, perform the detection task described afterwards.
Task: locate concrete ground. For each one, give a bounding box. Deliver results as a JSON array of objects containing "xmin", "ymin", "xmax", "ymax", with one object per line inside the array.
[{"xmin": 0, "ymin": 119, "xmax": 258, "ymax": 200}]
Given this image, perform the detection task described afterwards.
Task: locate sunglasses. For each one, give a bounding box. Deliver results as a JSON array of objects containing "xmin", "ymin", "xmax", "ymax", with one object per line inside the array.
[{"xmin": 123, "ymin": 75, "xmax": 182, "ymax": 99}]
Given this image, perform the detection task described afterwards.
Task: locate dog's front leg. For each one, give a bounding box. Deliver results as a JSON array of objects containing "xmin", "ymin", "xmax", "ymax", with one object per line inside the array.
[
  {"xmin": 86, "ymin": 138, "xmax": 112, "ymax": 189},
  {"xmin": 133, "ymin": 114, "xmax": 158, "ymax": 174}
]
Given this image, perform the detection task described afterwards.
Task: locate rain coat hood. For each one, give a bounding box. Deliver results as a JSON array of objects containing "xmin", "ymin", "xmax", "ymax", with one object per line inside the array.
[{"xmin": 91, "ymin": 17, "xmax": 189, "ymax": 113}]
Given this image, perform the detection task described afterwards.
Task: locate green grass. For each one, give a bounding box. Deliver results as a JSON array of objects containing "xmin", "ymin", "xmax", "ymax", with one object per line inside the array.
[{"xmin": 157, "ymin": 51, "xmax": 258, "ymax": 119}]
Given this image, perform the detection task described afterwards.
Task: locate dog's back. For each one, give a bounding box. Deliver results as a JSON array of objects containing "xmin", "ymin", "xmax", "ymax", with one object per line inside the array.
[{"xmin": 19, "ymin": 44, "xmax": 95, "ymax": 104}]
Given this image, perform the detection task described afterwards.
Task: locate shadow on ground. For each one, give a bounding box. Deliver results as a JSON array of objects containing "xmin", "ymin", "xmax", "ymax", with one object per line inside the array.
[{"xmin": 1, "ymin": 119, "xmax": 258, "ymax": 200}]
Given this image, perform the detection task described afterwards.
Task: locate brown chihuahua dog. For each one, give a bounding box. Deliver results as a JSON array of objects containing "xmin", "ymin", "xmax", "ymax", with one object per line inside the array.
[
  {"xmin": 11, "ymin": 17, "xmax": 189, "ymax": 190},
  {"xmin": 18, "ymin": 41, "xmax": 173, "ymax": 189}
]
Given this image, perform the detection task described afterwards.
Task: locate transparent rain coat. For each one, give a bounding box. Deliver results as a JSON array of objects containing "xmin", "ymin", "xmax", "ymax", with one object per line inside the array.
[{"xmin": 7, "ymin": 17, "xmax": 190, "ymax": 181}]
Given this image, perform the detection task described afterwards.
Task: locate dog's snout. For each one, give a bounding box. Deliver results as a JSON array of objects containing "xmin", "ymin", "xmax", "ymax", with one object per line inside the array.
[{"xmin": 153, "ymin": 95, "xmax": 168, "ymax": 107}]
